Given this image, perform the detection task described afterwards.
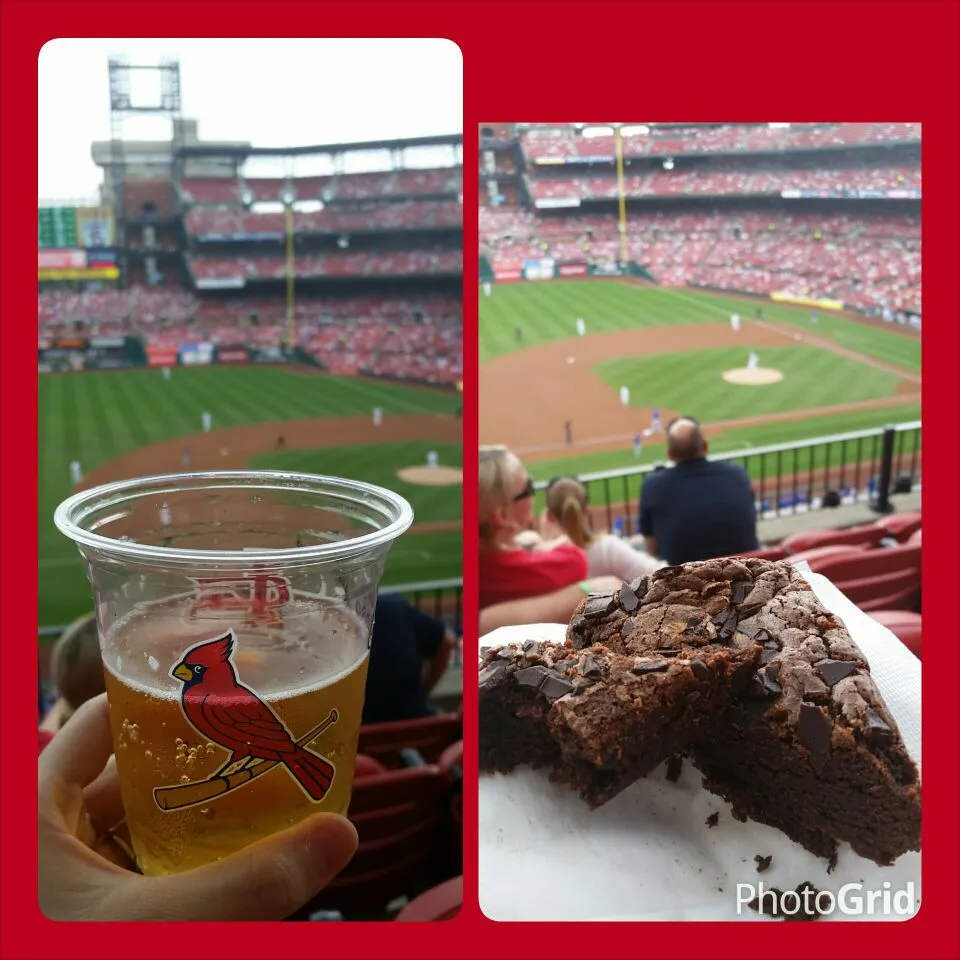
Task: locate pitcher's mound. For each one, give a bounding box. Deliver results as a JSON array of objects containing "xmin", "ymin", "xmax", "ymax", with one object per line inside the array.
[
  {"xmin": 723, "ymin": 367, "xmax": 784, "ymax": 386},
  {"xmin": 397, "ymin": 466, "xmax": 463, "ymax": 486}
]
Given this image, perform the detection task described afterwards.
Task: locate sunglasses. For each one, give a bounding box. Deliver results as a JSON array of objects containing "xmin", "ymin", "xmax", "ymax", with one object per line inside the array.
[{"xmin": 513, "ymin": 476, "xmax": 536, "ymax": 501}]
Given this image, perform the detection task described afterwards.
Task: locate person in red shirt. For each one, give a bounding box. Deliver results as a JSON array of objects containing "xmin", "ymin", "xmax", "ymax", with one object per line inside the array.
[{"xmin": 479, "ymin": 445, "xmax": 589, "ymax": 609}]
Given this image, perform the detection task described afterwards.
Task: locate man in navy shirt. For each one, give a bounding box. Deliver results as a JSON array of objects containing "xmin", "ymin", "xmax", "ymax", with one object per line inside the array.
[
  {"xmin": 363, "ymin": 594, "xmax": 458, "ymax": 724},
  {"xmin": 638, "ymin": 416, "xmax": 760, "ymax": 564}
]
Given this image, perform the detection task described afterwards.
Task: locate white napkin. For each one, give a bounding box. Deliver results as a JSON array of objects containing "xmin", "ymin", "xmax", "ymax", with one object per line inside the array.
[{"xmin": 478, "ymin": 569, "xmax": 921, "ymax": 921}]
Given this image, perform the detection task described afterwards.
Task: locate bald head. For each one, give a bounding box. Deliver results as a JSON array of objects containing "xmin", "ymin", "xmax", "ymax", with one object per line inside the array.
[{"xmin": 667, "ymin": 417, "xmax": 707, "ymax": 462}]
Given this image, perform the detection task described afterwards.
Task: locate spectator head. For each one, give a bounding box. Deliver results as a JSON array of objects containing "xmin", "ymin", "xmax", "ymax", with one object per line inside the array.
[
  {"xmin": 666, "ymin": 416, "xmax": 708, "ymax": 463},
  {"xmin": 50, "ymin": 612, "xmax": 106, "ymax": 722},
  {"xmin": 479, "ymin": 445, "xmax": 535, "ymax": 546},
  {"xmin": 546, "ymin": 476, "xmax": 593, "ymax": 549}
]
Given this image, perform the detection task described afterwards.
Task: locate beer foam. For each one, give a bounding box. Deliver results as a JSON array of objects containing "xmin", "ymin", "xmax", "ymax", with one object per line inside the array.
[{"xmin": 102, "ymin": 648, "xmax": 369, "ymax": 703}]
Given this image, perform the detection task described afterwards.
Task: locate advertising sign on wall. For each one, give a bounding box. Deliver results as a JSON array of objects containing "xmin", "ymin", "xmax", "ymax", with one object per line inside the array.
[
  {"xmin": 522, "ymin": 258, "xmax": 556, "ymax": 281},
  {"xmin": 217, "ymin": 346, "xmax": 250, "ymax": 365}
]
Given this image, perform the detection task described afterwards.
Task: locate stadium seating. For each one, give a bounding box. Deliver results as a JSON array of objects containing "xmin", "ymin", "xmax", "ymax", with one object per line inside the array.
[
  {"xmin": 521, "ymin": 123, "xmax": 920, "ymax": 161},
  {"xmin": 294, "ymin": 763, "xmax": 458, "ymax": 916},
  {"xmin": 184, "ymin": 200, "xmax": 462, "ymax": 238},
  {"xmin": 780, "ymin": 523, "xmax": 887, "ymax": 555},
  {"xmin": 524, "ymin": 165, "xmax": 920, "ymax": 202},
  {"xmin": 395, "ymin": 875, "xmax": 463, "ymax": 922},
  {"xmin": 868, "ymin": 610, "xmax": 921, "ymax": 659},
  {"xmin": 876, "ymin": 511, "xmax": 922, "ymax": 542},
  {"xmin": 801, "ymin": 544, "xmax": 921, "ymax": 611},
  {"xmin": 186, "ymin": 249, "xmax": 463, "ymax": 280},
  {"xmin": 357, "ymin": 711, "xmax": 463, "ymax": 769},
  {"xmin": 480, "ymin": 209, "xmax": 920, "ymax": 316},
  {"xmin": 786, "ymin": 544, "xmax": 871, "ymax": 568},
  {"xmin": 179, "ymin": 168, "xmax": 461, "ymax": 207}
]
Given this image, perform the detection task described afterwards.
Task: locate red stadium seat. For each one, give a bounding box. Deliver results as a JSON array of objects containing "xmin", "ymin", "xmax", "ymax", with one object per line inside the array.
[
  {"xmin": 781, "ymin": 524, "xmax": 886, "ymax": 555},
  {"xmin": 804, "ymin": 544, "xmax": 921, "ymax": 612},
  {"xmin": 395, "ymin": 876, "xmax": 463, "ymax": 922},
  {"xmin": 358, "ymin": 712, "xmax": 462, "ymax": 769},
  {"xmin": 875, "ymin": 511, "xmax": 922, "ymax": 542},
  {"xmin": 294, "ymin": 763, "xmax": 458, "ymax": 916},
  {"xmin": 907, "ymin": 527, "xmax": 922, "ymax": 546},
  {"xmin": 786, "ymin": 544, "xmax": 870, "ymax": 568},
  {"xmin": 868, "ymin": 611, "xmax": 921, "ymax": 659}
]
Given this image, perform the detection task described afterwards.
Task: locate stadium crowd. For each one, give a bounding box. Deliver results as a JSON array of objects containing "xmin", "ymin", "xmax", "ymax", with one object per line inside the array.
[
  {"xmin": 521, "ymin": 122, "xmax": 920, "ymax": 160},
  {"xmin": 184, "ymin": 200, "xmax": 462, "ymax": 237},
  {"xmin": 38, "ymin": 289, "xmax": 462, "ymax": 385},
  {"xmin": 179, "ymin": 167, "xmax": 462, "ymax": 205},
  {"xmin": 524, "ymin": 164, "xmax": 920, "ymax": 201},
  {"xmin": 186, "ymin": 249, "xmax": 463, "ymax": 280},
  {"xmin": 479, "ymin": 209, "xmax": 920, "ymax": 316}
]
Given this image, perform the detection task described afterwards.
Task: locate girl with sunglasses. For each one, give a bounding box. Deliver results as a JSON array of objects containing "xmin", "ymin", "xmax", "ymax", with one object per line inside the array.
[{"xmin": 479, "ymin": 445, "xmax": 594, "ymax": 610}]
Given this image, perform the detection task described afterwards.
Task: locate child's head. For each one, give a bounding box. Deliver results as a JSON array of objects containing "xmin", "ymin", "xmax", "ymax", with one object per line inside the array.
[
  {"xmin": 50, "ymin": 613, "xmax": 106, "ymax": 722},
  {"xmin": 545, "ymin": 476, "xmax": 593, "ymax": 549}
]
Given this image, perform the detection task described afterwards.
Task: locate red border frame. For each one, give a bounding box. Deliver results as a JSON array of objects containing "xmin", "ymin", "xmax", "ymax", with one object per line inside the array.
[{"xmin": 5, "ymin": 2, "xmax": 959, "ymax": 958}]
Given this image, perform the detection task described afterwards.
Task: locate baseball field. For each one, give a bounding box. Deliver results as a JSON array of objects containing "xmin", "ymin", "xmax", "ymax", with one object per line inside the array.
[
  {"xmin": 39, "ymin": 365, "xmax": 462, "ymax": 629},
  {"xmin": 479, "ymin": 280, "xmax": 921, "ymax": 496}
]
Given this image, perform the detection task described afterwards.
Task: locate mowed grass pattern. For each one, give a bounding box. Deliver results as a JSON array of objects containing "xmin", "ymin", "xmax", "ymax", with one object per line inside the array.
[
  {"xmin": 252, "ymin": 441, "xmax": 463, "ymax": 587},
  {"xmin": 39, "ymin": 367, "xmax": 459, "ymax": 626},
  {"xmin": 479, "ymin": 282, "xmax": 920, "ymax": 372},
  {"xmin": 593, "ymin": 347, "xmax": 904, "ymax": 421}
]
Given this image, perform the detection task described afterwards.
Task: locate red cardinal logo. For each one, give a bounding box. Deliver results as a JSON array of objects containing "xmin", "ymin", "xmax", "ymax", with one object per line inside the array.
[{"xmin": 163, "ymin": 630, "xmax": 336, "ymax": 807}]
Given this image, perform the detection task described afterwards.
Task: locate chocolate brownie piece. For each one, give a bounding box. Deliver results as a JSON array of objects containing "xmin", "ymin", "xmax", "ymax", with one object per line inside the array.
[
  {"xmin": 545, "ymin": 643, "xmax": 761, "ymax": 807},
  {"xmin": 690, "ymin": 560, "xmax": 921, "ymax": 866},
  {"xmin": 478, "ymin": 639, "xmax": 573, "ymax": 774},
  {"xmin": 479, "ymin": 561, "xmax": 764, "ymax": 806}
]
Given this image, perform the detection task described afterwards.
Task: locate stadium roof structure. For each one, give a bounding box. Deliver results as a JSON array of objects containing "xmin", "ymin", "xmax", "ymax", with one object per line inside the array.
[{"xmin": 176, "ymin": 132, "xmax": 462, "ymax": 159}]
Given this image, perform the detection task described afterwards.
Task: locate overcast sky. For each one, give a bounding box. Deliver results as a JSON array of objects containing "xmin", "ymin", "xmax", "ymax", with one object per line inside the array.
[{"xmin": 38, "ymin": 38, "xmax": 463, "ymax": 202}]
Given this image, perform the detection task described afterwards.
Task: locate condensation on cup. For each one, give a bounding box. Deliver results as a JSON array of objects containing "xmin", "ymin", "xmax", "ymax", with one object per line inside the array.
[{"xmin": 55, "ymin": 471, "xmax": 413, "ymax": 876}]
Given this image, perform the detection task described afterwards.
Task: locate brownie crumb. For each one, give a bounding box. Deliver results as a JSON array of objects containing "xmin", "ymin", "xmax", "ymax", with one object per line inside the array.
[
  {"xmin": 826, "ymin": 852, "xmax": 838, "ymax": 875},
  {"xmin": 705, "ymin": 812, "xmax": 719, "ymax": 828},
  {"xmin": 748, "ymin": 882, "xmax": 825, "ymax": 922},
  {"xmin": 665, "ymin": 755, "xmax": 683, "ymax": 783},
  {"xmin": 754, "ymin": 855, "xmax": 772, "ymax": 873}
]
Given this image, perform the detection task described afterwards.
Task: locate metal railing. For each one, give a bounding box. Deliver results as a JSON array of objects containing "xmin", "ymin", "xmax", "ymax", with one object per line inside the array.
[
  {"xmin": 39, "ymin": 578, "xmax": 464, "ymax": 643},
  {"xmin": 535, "ymin": 421, "xmax": 921, "ymax": 535}
]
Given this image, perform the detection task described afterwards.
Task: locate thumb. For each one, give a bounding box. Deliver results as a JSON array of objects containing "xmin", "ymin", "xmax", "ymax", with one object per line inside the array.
[{"xmin": 141, "ymin": 813, "xmax": 358, "ymax": 921}]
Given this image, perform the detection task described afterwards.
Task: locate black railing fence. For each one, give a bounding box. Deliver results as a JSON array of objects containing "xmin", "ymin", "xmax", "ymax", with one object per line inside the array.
[{"xmin": 534, "ymin": 421, "xmax": 921, "ymax": 537}]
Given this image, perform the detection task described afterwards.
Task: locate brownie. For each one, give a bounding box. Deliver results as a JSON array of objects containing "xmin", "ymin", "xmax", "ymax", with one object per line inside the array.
[
  {"xmin": 479, "ymin": 558, "xmax": 921, "ymax": 868},
  {"xmin": 478, "ymin": 639, "xmax": 572, "ymax": 774},
  {"xmin": 479, "ymin": 564, "xmax": 763, "ymax": 807},
  {"xmin": 689, "ymin": 559, "xmax": 922, "ymax": 866}
]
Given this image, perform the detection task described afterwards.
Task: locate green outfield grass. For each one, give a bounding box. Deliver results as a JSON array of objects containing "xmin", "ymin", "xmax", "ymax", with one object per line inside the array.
[
  {"xmin": 39, "ymin": 367, "xmax": 460, "ymax": 628},
  {"xmin": 481, "ymin": 281, "xmax": 921, "ymax": 488},
  {"xmin": 479, "ymin": 282, "xmax": 920, "ymax": 371},
  {"xmin": 252, "ymin": 440, "xmax": 463, "ymax": 585},
  {"xmin": 594, "ymin": 346, "xmax": 904, "ymax": 420}
]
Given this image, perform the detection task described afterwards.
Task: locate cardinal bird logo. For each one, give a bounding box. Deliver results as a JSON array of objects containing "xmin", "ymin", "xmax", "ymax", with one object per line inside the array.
[{"xmin": 154, "ymin": 630, "xmax": 337, "ymax": 812}]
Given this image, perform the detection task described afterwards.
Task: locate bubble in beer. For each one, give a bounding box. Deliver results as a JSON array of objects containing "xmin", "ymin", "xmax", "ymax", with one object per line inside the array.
[{"xmin": 148, "ymin": 655, "xmax": 160, "ymax": 672}]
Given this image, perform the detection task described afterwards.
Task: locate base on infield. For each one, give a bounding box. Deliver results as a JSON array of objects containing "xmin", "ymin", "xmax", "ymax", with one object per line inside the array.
[{"xmin": 397, "ymin": 466, "xmax": 463, "ymax": 486}]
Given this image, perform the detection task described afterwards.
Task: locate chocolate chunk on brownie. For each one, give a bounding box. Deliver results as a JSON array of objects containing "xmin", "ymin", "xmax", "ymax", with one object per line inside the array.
[
  {"xmin": 478, "ymin": 640, "xmax": 574, "ymax": 774},
  {"xmin": 545, "ymin": 642, "xmax": 761, "ymax": 807},
  {"xmin": 690, "ymin": 560, "xmax": 921, "ymax": 866}
]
